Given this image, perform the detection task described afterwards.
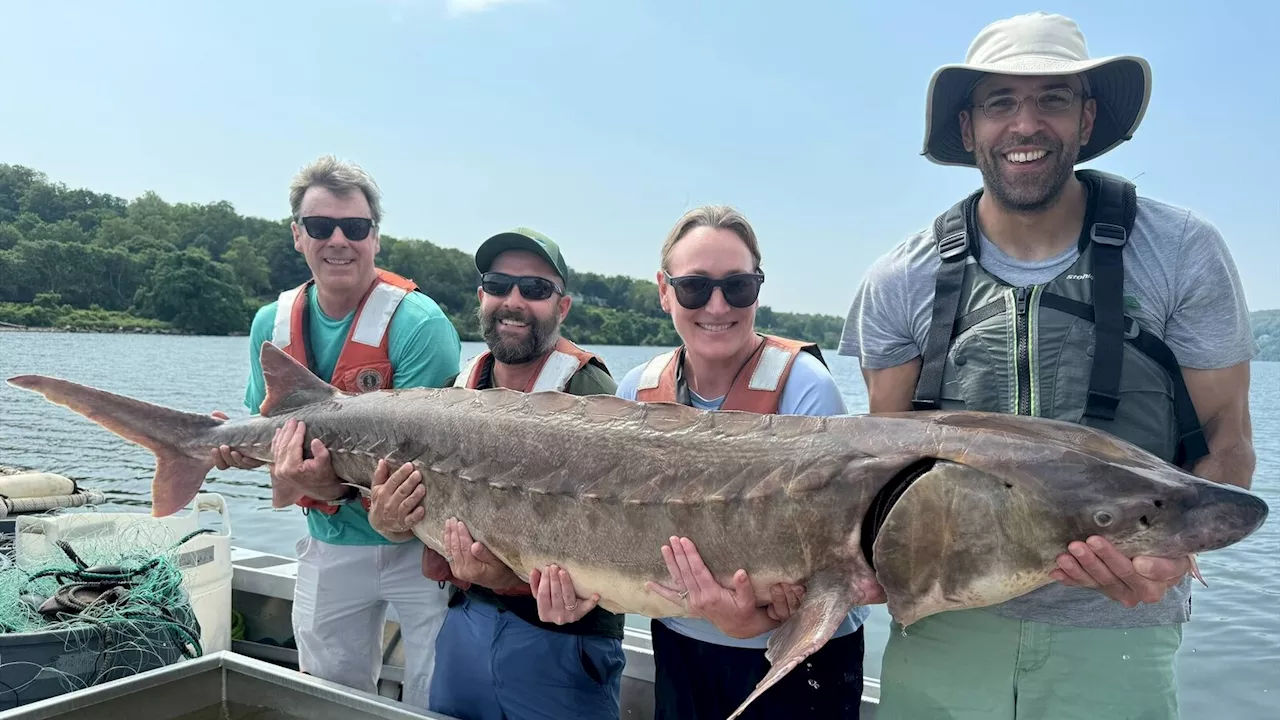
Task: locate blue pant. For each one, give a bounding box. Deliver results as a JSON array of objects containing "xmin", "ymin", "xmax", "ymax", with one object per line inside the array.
[{"xmin": 429, "ymin": 592, "xmax": 625, "ymax": 720}]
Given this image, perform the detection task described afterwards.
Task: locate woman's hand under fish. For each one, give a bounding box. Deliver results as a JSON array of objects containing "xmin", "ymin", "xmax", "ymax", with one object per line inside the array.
[{"xmin": 645, "ymin": 536, "xmax": 792, "ymax": 639}]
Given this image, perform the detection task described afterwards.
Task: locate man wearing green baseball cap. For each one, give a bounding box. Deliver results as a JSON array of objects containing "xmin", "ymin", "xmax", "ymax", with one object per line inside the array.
[{"xmin": 367, "ymin": 227, "xmax": 623, "ymax": 720}]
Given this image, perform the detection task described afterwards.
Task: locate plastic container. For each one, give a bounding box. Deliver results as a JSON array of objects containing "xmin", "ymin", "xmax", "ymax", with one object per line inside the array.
[
  {"xmin": 0, "ymin": 601, "xmax": 197, "ymax": 711},
  {"xmin": 13, "ymin": 493, "xmax": 234, "ymax": 655}
]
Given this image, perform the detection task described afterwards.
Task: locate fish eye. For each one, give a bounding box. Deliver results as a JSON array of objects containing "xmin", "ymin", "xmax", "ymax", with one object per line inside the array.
[{"xmin": 1093, "ymin": 510, "xmax": 1115, "ymax": 527}]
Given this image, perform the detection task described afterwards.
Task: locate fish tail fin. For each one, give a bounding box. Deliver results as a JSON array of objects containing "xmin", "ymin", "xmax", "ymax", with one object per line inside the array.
[
  {"xmin": 726, "ymin": 569, "xmax": 856, "ymax": 720},
  {"xmin": 6, "ymin": 374, "xmax": 221, "ymax": 517}
]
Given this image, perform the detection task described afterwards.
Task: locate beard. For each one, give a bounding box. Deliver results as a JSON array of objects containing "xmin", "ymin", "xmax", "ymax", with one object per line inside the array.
[
  {"xmin": 974, "ymin": 125, "xmax": 1083, "ymax": 213},
  {"xmin": 479, "ymin": 307, "xmax": 560, "ymax": 365}
]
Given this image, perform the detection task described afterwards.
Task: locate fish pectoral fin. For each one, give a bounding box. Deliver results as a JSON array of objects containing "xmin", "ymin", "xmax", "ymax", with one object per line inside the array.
[{"xmin": 726, "ymin": 569, "xmax": 854, "ymax": 720}]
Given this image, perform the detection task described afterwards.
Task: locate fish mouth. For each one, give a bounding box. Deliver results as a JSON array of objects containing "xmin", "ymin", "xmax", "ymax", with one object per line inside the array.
[{"xmin": 860, "ymin": 457, "xmax": 939, "ymax": 570}]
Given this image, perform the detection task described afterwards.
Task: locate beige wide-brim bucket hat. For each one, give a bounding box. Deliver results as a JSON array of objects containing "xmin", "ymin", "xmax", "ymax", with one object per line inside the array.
[{"xmin": 922, "ymin": 12, "xmax": 1152, "ymax": 167}]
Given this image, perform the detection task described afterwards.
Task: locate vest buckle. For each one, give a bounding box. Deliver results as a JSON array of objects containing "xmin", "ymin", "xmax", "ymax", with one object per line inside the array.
[
  {"xmin": 1123, "ymin": 315, "xmax": 1141, "ymax": 341},
  {"xmin": 1090, "ymin": 222, "xmax": 1128, "ymax": 246},
  {"xmin": 911, "ymin": 398, "xmax": 940, "ymax": 411},
  {"xmin": 937, "ymin": 231, "xmax": 968, "ymax": 261},
  {"xmin": 1085, "ymin": 390, "xmax": 1121, "ymax": 420}
]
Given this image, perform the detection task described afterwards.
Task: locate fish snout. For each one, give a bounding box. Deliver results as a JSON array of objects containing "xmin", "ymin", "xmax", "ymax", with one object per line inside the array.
[
  {"xmin": 1144, "ymin": 481, "xmax": 1270, "ymax": 556},
  {"xmin": 1184, "ymin": 482, "xmax": 1269, "ymax": 551}
]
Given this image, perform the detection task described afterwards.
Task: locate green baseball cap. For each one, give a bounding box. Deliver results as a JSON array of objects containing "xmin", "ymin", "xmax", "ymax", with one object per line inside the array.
[{"xmin": 475, "ymin": 227, "xmax": 570, "ymax": 284}]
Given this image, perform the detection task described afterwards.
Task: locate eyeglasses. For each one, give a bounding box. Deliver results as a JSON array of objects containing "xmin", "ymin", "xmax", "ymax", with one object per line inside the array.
[
  {"xmin": 664, "ymin": 272, "xmax": 764, "ymax": 310},
  {"xmin": 973, "ymin": 87, "xmax": 1079, "ymax": 119},
  {"xmin": 299, "ymin": 216, "xmax": 375, "ymax": 241},
  {"xmin": 480, "ymin": 272, "xmax": 564, "ymax": 301}
]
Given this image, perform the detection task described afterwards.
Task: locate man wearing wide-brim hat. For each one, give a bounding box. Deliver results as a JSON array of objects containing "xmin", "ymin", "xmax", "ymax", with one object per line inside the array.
[{"xmin": 839, "ymin": 12, "xmax": 1257, "ymax": 719}]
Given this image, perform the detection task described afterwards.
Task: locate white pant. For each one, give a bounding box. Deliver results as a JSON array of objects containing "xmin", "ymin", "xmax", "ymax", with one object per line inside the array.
[{"xmin": 292, "ymin": 536, "xmax": 450, "ymax": 710}]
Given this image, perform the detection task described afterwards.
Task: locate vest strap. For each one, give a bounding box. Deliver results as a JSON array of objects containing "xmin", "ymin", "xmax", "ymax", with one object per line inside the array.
[
  {"xmin": 529, "ymin": 351, "xmax": 586, "ymax": 393},
  {"xmin": 953, "ymin": 299, "xmax": 1005, "ymax": 337},
  {"xmin": 914, "ymin": 195, "xmax": 975, "ymax": 410},
  {"xmin": 454, "ymin": 354, "xmax": 484, "ymax": 388},
  {"xmin": 351, "ymin": 283, "xmax": 410, "ymax": 347},
  {"xmin": 272, "ymin": 285, "xmax": 305, "ymax": 348},
  {"xmin": 1038, "ymin": 291, "xmax": 1208, "ymax": 468},
  {"xmin": 748, "ymin": 343, "xmax": 794, "ymax": 392},
  {"xmin": 1081, "ymin": 170, "xmax": 1136, "ymax": 422},
  {"xmin": 637, "ymin": 351, "xmax": 675, "ymax": 391}
]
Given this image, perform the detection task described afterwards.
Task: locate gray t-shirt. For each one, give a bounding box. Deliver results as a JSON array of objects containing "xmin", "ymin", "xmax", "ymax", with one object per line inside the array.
[
  {"xmin": 841, "ymin": 195, "xmax": 1257, "ymax": 371},
  {"xmin": 838, "ymin": 194, "xmax": 1257, "ymax": 628}
]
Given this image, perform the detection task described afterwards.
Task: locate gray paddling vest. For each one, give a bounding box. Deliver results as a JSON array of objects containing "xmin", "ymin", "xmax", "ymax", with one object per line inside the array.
[{"xmin": 911, "ymin": 169, "xmax": 1208, "ymax": 469}]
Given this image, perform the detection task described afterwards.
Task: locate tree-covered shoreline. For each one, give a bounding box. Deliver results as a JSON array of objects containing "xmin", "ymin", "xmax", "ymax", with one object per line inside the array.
[
  {"xmin": 0, "ymin": 164, "xmax": 845, "ymax": 347},
  {"xmin": 1, "ymin": 163, "xmax": 1276, "ymax": 360}
]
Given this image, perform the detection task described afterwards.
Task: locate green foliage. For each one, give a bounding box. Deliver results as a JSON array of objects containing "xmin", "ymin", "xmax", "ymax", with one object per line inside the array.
[
  {"xmin": 0, "ymin": 162, "xmax": 1273, "ymax": 353},
  {"xmin": 1253, "ymin": 309, "xmax": 1280, "ymax": 362}
]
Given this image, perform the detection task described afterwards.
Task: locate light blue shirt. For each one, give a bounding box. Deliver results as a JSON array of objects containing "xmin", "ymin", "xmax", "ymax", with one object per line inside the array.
[{"xmin": 615, "ymin": 349, "xmax": 871, "ymax": 649}]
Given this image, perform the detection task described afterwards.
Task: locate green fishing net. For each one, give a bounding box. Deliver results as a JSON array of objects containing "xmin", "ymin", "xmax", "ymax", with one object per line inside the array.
[{"xmin": 0, "ymin": 517, "xmax": 206, "ymax": 702}]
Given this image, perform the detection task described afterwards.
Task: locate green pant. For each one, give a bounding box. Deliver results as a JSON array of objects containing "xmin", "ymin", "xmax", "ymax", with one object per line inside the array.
[{"xmin": 877, "ymin": 608, "xmax": 1182, "ymax": 720}]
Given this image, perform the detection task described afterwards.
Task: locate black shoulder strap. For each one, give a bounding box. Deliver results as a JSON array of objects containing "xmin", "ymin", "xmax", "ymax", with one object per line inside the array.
[
  {"xmin": 1037, "ymin": 292, "xmax": 1209, "ymax": 469},
  {"xmin": 1080, "ymin": 170, "xmax": 1138, "ymax": 422},
  {"xmin": 912, "ymin": 193, "xmax": 977, "ymax": 410}
]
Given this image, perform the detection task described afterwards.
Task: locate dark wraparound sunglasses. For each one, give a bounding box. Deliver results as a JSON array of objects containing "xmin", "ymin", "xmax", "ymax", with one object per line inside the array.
[
  {"xmin": 664, "ymin": 272, "xmax": 764, "ymax": 309},
  {"xmin": 300, "ymin": 216, "xmax": 375, "ymax": 241},
  {"xmin": 481, "ymin": 272, "xmax": 564, "ymax": 301}
]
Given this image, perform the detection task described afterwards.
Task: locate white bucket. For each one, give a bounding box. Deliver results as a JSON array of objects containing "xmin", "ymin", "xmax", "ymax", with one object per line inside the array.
[{"xmin": 14, "ymin": 493, "xmax": 234, "ymax": 655}]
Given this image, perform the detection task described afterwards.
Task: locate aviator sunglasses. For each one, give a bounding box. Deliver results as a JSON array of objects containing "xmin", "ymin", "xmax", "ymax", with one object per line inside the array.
[
  {"xmin": 481, "ymin": 272, "xmax": 564, "ymax": 301},
  {"xmin": 300, "ymin": 216, "xmax": 375, "ymax": 241},
  {"xmin": 664, "ymin": 272, "xmax": 764, "ymax": 310}
]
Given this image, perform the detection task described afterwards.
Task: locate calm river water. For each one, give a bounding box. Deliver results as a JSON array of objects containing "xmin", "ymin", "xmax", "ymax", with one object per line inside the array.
[{"xmin": 0, "ymin": 331, "xmax": 1276, "ymax": 718}]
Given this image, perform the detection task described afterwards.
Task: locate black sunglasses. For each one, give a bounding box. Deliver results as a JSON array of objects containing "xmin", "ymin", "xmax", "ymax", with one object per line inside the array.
[
  {"xmin": 300, "ymin": 216, "xmax": 375, "ymax": 241},
  {"xmin": 664, "ymin": 272, "xmax": 764, "ymax": 309},
  {"xmin": 481, "ymin": 272, "xmax": 564, "ymax": 301}
]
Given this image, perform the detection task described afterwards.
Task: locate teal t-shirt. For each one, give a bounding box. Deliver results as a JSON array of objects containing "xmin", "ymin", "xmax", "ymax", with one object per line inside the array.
[{"xmin": 244, "ymin": 283, "xmax": 462, "ymax": 545}]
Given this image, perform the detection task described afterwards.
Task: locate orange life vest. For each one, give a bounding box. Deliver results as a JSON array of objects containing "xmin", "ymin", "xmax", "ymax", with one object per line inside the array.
[
  {"xmin": 425, "ymin": 336, "xmax": 603, "ymax": 593},
  {"xmin": 452, "ymin": 336, "xmax": 604, "ymax": 393},
  {"xmin": 272, "ymin": 268, "xmax": 419, "ymax": 394},
  {"xmin": 270, "ymin": 268, "xmax": 419, "ymax": 514},
  {"xmin": 634, "ymin": 334, "xmax": 824, "ymax": 413}
]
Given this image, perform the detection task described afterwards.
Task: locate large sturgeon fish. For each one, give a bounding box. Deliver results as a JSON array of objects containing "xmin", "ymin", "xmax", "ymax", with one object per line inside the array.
[{"xmin": 7, "ymin": 342, "xmax": 1269, "ymax": 719}]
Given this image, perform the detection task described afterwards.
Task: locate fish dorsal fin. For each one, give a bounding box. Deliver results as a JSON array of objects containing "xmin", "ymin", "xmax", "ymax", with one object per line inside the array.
[{"xmin": 258, "ymin": 341, "xmax": 341, "ymax": 417}]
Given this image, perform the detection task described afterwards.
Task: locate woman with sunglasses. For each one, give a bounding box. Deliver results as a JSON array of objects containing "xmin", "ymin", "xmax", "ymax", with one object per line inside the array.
[{"xmin": 611, "ymin": 205, "xmax": 870, "ymax": 719}]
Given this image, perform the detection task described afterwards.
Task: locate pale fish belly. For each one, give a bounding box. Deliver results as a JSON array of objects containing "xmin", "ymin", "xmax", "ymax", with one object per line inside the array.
[
  {"xmin": 410, "ymin": 522, "xmax": 799, "ymax": 619},
  {"xmin": 901, "ymin": 569, "xmax": 1057, "ymax": 626}
]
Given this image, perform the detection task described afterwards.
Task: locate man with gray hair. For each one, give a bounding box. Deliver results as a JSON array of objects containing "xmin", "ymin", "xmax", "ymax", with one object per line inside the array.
[
  {"xmin": 212, "ymin": 154, "xmax": 462, "ymax": 710},
  {"xmin": 840, "ymin": 12, "xmax": 1256, "ymax": 719}
]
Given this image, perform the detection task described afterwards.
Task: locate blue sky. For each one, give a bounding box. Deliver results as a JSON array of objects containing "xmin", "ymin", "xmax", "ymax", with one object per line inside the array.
[{"xmin": 3, "ymin": 0, "xmax": 1276, "ymax": 316}]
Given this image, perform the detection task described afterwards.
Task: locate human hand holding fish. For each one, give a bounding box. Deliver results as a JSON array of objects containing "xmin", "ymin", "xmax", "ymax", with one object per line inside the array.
[
  {"xmin": 531, "ymin": 564, "xmax": 600, "ymax": 625},
  {"xmin": 209, "ymin": 411, "xmax": 264, "ymax": 470},
  {"xmin": 271, "ymin": 418, "xmax": 345, "ymax": 501},
  {"xmin": 367, "ymin": 459, "xmax": 425, "ymax": 541},
  {"xmin": 444, "ymin": 518, "xmax": 523, "ymax": 591},
  {"xmin": 645, "ymin": 536, "xmax": 798, "ymax": 639},
  {"xmin": 1050, "ymin": 535, "xmax": 1199, "ymax": 607}
]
